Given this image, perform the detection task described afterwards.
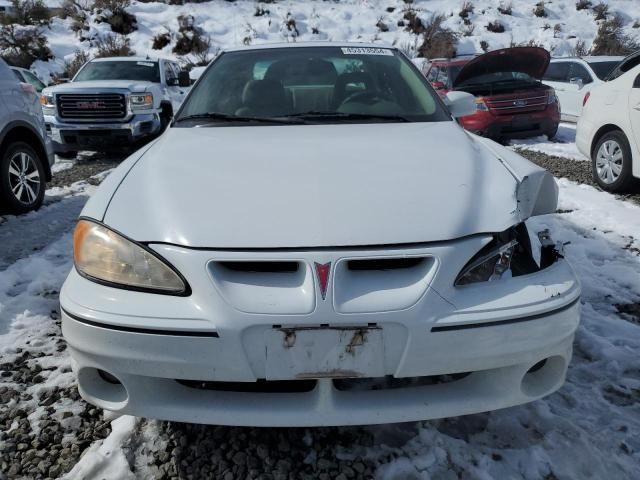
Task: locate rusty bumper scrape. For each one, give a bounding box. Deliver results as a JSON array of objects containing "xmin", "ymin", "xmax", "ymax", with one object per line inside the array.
[{"xmin": 266, "ymin": 325, "xmax": 385, "ymax": 380}]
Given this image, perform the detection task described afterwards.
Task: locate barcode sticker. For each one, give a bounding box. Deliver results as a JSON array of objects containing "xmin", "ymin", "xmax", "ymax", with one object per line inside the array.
[
  {"xmin": 136, "ymin": 62, "xmax": 155, "ymax": 67},
  {"xmin": 341, "ymin": 47, "xmax": 394, "ymax": 56}
]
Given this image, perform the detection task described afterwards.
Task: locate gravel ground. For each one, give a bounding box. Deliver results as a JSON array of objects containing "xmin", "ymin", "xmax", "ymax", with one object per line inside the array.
[
  {"xmin": 48, "ymin": 154, "xmax": 124, "ymax": 189},
  {"xmin": 514, "ymin": 148, "xmax": 640, "ymax": 205}
]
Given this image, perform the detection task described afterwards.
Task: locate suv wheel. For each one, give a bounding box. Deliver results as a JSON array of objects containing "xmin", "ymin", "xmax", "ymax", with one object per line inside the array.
[
  {"xmin": 592, "ymin": 131, "xmax": 635, "ymax": 192},
  {"xmin": 0, "ymin": 141, "xmax": 45, "ymax": 214}
]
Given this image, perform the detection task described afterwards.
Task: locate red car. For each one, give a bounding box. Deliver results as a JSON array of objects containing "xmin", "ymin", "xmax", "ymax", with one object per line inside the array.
[{"xmin": 423, "ymin": 47, "xmax": 560, "ymax": 141}]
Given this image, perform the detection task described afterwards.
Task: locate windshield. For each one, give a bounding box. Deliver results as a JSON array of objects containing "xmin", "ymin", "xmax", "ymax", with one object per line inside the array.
[
  {"xmin": 74, "ymin": 61, "xmax": 160, "ymax": 83},
  {"xmin": 177, "ymin": 46, "xmax": 449, "ymax": 125},
  {"xmin": 587, "ymin": 60, "xmax": 621, "ymax": 80}
]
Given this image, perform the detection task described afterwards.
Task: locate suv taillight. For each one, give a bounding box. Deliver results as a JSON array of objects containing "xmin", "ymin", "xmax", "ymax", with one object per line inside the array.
[{"xmin": 583, "ymin": 91, "xmax": 591, "ymax": 106}]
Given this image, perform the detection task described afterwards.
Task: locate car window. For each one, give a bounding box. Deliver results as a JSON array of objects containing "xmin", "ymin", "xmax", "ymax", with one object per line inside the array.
[
  {"xmin": 12, "ymin": 69, "xmax": 24, "ymax": 82},
  {"xmin": 74, "ymin": 61, "xmax": 161, "ymax": 83},
  {"xmin": 543, "ymin": 62, "xmax": 570, "ymax": 82},
  {"xmin": 164, "ymin": 62, "xmax": 176, "ymax": 84},
  {"xmin": 22, "ymin": 70, "xmax": 45, "ymax": 92},
  {"xmin": 569, "ymin": 63, "xmax": 592, "ymax": 84},
  {"xmin": 178, "ymin": 46, "xmax": 450, "ymax": 124},
  {"xmin": 426, "ymin": 65, "xmax": 438, "ymax": 82},
  {"xmin": 587, "ymin": 61, "xmax": 620, "ymax": 80},
  {"xmin": 634, "ymin": 74, "xmax": 640, "ymax": 88}
]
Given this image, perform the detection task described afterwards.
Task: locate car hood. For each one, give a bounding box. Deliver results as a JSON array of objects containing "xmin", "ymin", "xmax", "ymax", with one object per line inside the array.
[
  {"xmin": 453, "ymin": 47, "xmax": 551, "ymax": 87},
  {"xmin": 101, "ymin": 123, "xmax": 554, "ymax": 248},
  {"xmin": 45, "ymin": 80, "xmax": 154, "ymax": 93}
]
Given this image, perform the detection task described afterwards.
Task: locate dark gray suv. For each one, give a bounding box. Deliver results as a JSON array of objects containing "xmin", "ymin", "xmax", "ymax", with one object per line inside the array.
[{"xmin": 0, "ymin": 59, "xmax": 54, "ymax": 214}]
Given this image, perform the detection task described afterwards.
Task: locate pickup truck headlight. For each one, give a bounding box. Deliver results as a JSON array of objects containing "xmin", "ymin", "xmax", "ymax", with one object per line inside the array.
[
  {"xmin": 455, "ymin": 224, "xmax": 542, "ymax": 286},
  {"xmin": 130, "ymin": 93, "xmax": 154, "ymax": 111},
  {"xmin": 40, "ymin": 94, "xmax": 55, "ymax": 115},
  {"xmin": 73, "ymin": 219, "xmax": 188, "ymax": 295}
]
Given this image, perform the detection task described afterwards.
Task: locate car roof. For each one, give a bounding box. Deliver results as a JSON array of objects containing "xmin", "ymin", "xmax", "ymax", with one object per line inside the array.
[
  {"xmin": 222, "ymin": 41, "xmax": 396, "ymax": 53},
  {"xmin": 90, "ymin": 57, "xmax": 167, "ymax": 63},
  {"xmin": 550, "ymin": 56, "xmax": 624, "ymax": 63}
]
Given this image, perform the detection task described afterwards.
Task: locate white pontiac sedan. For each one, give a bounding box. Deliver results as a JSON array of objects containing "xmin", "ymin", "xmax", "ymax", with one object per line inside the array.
[{"xmin": 61, "ymin": 43, "xmax": 581, "ymax": 427}]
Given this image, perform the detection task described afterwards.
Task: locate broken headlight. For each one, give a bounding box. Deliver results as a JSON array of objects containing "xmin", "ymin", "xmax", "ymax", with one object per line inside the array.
[{"xmin": 455, "ymin": 223, "xmax": 547, "ymax": 286}]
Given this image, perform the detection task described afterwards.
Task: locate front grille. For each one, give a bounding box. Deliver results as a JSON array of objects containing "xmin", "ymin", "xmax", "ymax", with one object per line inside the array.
[
  {"xmin": 57, "ymin": 93, "xmax": 127, "ymax": 119},
  {"xmin": 485, "ymin": 94, "xmax": 548, "ymax": 115}
]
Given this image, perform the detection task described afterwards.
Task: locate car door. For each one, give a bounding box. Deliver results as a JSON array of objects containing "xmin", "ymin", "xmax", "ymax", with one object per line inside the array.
[
  {"xmin": 163, "ymin": 61, "xmax": 186, "ymax": 111},
  {"xmin": 630, "ymin": 72, "xmax": 640, "ymax": 158},
  {"xmin": 565, "ymin": 62, "xmax": 593, "ymax": 117},
  {"xmin": 543, "ymin": 61, "xmax": 571, "ymax": 116}
]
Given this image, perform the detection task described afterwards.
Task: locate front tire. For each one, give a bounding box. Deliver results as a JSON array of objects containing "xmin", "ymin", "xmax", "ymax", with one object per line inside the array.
[
  {"xmin": 0, "ymin": 142, "xmax": 46, "ymax": 214},
  {"xmin": 592, "ymin": 131, "xmax": 635, "ymax": 192}
]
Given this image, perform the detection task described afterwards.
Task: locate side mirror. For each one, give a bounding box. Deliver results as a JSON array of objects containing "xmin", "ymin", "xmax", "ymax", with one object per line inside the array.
[
  {"xmin": 445, "ymin": 91, "xmax": 477, "ymax": 118},
  {"xmin": 569, "ymin": 77, "xmax": 583, "ymax": 87},
  {"xmin": 431, "ymin": 81, "xmax": 446, "ymax": 91},
  {"xmin": 166, "ymin": 77, "xmax": 179, "ymax": 87},
  {"xmin": 178, "ymin": 71, "xmax": 191, "ymax": 88}
]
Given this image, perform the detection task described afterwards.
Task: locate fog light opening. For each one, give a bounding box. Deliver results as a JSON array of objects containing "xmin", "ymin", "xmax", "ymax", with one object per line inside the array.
[
  {"xmin": 521, "ymin": 355, "xmax": 566, "ymax": 398},
  {"xmin": 77, "ymin": 367, "xmax": 129, "ymax": 410}
]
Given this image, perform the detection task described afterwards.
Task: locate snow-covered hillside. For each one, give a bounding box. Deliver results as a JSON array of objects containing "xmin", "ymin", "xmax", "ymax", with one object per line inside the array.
[{"xmin": 32, "ymin": 0, "xmax": 640, "ymax": 80}]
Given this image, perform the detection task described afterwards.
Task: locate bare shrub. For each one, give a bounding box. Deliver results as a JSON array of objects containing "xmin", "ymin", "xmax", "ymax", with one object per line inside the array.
[
  {"xmin": 94, "ymin": 0, "xmax": 137, "ymax": 35},
  {"xmin": 462, "ymin": 22, "xmax": 475, "ymax": 37},
  {"xmin": 62, "ymin": 0, "xmax": 90, "ymax": 34},
  {"xmin": 459, "ymin": 1, "xmax": 473, "ymax": 24},
  {"xmin": 575, "ymin": 0, "xmax": 592, "ymax": 11},
  {"xmin": 533, "ymin": 1, "xmax": 547, "ymax": 18},
  {"xmin": 403, "ymin": 9, "xmax": 424, "ymax": 35},
  {"xmin": 480, "ymin": 39, "xmax": 489, "ymax": 52},
  {"xmin": 634, "ymin": 20, "xmax": 640, "ymax": 29},
  {"xmin": 592, "ymin": 2, "xmax": 608, "ymax": 21},
  {"xmin": 416, "ymin": 13, "xmax": 458, "ymax": 59},
  {"xmin": 486, "ymin": 20, "xmax": 505, "ymax": 33},
  {"xmin": 0, "ymin": 24, "xmax": 51, "ymax": 67},
  {"xmin": 254, "ymin": 5, "xmax": 269, "ymax": 17},
  {"xmin": 498, "ymin": 2, "xmax": 512, "ymax": 15},
  {"xmin": 376, "ymin": 17, "xmax": 389, "ymax": 32},
  {"xmin": 592, "ymin": 14, "xmax": 639, "ymax": 55},
  {"xmin": 94, "ymin": 33, "xmax": 133, "ymax": 57},
  {"xmin": 63, "ymin": 49, "xmax": 90, "ymax": 78},
  {"xmin": 173, "ymin": 14, "xmax": 211, "ymax": 60},
  {"xmin": 572, "ymin": 39, "xmax": 590, "ymax": 56},
  {"xmin": 553, "ymin": 23, "xmax": 562, "ymax": 38},
  {"xmin": 152, "ymin": 31, "xmax": 170, "ymax": 50},
  {"xmin": 1, "ymin": 0, "xmax": 50, "ymax": 26}
]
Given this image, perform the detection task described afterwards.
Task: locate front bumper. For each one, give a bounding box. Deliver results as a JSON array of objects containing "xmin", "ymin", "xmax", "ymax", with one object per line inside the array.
[
  {"xmin": 461, "ymin": 105, "xmax": 560, "ymax": 140},
  {"xmin": 45, "ymin": 113, "xmax": 161, "ymax": 153},
  {"xmin": 60, "ymin": 239, "xmax": 581, "ymax": 426}
]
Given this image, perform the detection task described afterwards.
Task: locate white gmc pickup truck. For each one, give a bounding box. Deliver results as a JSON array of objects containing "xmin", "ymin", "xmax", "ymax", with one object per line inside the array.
[{"xmin": 41, "ymin": 56, "xmax": 190, "ymax": 157}]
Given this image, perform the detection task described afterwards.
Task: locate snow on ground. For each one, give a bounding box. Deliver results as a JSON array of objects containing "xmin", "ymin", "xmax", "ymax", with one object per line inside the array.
[
  {"xmin": 31, "ymin": 0, "xmax": 640, "ymax": 80},
  {"xmin": 511, "ymin": 123, "xmax": 589, "ymax": 161}
]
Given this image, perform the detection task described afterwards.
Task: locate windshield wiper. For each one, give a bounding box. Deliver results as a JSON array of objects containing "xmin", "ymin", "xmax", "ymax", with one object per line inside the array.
[
  {"xmin": 284, "ymin": 112, "xmax": 411, "ymax": 122},
  {"xmin": 174, "ymin": 112, "xmax": 304, "ymax": 125}
]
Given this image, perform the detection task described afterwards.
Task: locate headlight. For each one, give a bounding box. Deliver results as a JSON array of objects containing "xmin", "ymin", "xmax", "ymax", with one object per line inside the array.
[
  {"xmin": 455, "ymin": 224, "xmax": 542, "ymax": 286},
  {"xmin": 40, "ymin": 94, "xmax": 55, "ymax": 114},
  {"xmin": 129, "ymin": 93, "xmax": 153, "ymax": 111},
  {"xmin": 547, "ymin": 91, "xmax": 558, "ymax": 105},
  {"xmin": 475, "ymin": 97, "xmax": 489, "ymax": 111},
  {"xmin": 73, "ymin": 219, "xmax": 188, "ymax": 295}
]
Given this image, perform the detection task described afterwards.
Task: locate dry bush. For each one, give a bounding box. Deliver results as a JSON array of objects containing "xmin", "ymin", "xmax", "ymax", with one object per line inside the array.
[
  {"xmin": 572, "ymin": 39, "xmax": 590, "ymax": 56},
  {"xmin": 498, "ymin": 2, "xmax": 512, "ymax": 15},
  {"xmin": 403, "ymin": 9, "xmax": 424, "ymax": 35},
  {"xmin": 486, "ymin": 20, "xmax": 505, "ymax": 33},
  {"xmin": 0, "ymin": 0, "xmax": 50, "ymax": 26},
  {"xmin": 376, "ymin": 17, "xmax": 389, "ymax": 32},
  {"xmin": 553, "ymin": 23, "xmax": 562, "ymax": 38},
  {"xmin": 63, "ymin": 49, "xmax": 90, "ymax": 78},
  {"xmin": 254, "ymin": 5, "xmax": 269, "ymax": 17},
  {"xmin": 62, "ymin": 0, "xmax": 91, "ymax": 34},
  {"xmin": 94, "ymin": 33, "xmax": 133, "ymax": 57},
  {"xmin": 152, "ymin": 31, "xmax": 170, "ymax": 50},
  {"xmin": 462, "ymin": 22, "xmax": 475, "ymax": 37},
  {"xmin": 416, "ymin": 12, "xmax": 458, "ymax": 59},
  {"xmin": 480, "ymin": 39, "xmax": 489, "ymax": 52},
  {"xmin": 173, "ymin": 14, "xmax": 210, "ymax": 58},
  {"xmin": 592, "ymin": 14, "xmax": 639, "ymax": 55},
  {"xmin": 634, "ymin": 20, "xmax": 640, "ymax": 29},
  {"xmin": 283, "ymin": 12, "xmax": 298, "ymax": 38},
  {"xmin": 94, "ymin": 0, "xmax": 137, "ymax": 35},
  {"xmin": 534, "ymin": 1, "xmax": 547, "ymax": 18},
  {"xmin": 459, "ymin": 1, "xmax": 473, "ymax": 25},
  {"xmin": 0, "ymin": 24, "xmax": 51, "ymax": 67},
  {"xmin": 575, "ymin": 0, "xmax": 592, "ymax": 11},
  {"xmin": 592, "ymin": 2, "xmax": 608, "ymax": 21}
]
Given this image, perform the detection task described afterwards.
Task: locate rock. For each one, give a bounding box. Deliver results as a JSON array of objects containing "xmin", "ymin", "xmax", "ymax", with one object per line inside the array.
[{"xmin": 232, "ymin": 451, "xmax": 246, "ymax": 466}]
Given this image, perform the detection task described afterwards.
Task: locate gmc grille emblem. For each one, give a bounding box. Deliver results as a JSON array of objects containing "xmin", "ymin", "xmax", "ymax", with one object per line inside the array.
[{"xmin": 77, "ymin": 101, "xmax": 106, "ymax": 109}]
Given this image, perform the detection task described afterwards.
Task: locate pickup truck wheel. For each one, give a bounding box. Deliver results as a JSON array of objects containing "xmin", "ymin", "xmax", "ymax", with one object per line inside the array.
[
  {"xmin": 0, "ymin": 141, "xmax": 46, "ymax": 214},
  {"xmin": 592, "ymin": 131, "xmax": 635, "ymax": 193}
]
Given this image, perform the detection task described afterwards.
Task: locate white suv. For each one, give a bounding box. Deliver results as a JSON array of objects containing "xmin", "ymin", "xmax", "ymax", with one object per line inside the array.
[
  {"xmin": 0, "ymin": 59, "xmax": 54, "ymax": 214},
  {"xmin": 543, "ymin": 56, "xmax": 623, "ymax": 121}
]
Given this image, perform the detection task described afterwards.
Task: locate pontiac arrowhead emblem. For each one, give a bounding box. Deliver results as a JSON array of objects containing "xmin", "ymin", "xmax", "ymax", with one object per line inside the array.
[{"xmin": 314, "ymin": 262, "xmax": 331, "ymax": 300}]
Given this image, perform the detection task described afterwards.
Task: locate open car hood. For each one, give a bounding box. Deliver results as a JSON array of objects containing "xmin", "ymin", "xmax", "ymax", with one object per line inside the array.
[{"xmin": 453, "ymin": 47, "xmax": 551, "ymax": 87}]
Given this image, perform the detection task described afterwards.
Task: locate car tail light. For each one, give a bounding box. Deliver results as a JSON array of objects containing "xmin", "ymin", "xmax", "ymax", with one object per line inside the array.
[
  {"xmin": 20, "ymin": 82, "xmax": 36, "ymax": 94},
  {"xmin": 475, "ymin": 97, "xmax": 488, "ymax": 111},
  {"xmin": 583, "ymin": 91, "xmax": 591, "ymax": 106}
]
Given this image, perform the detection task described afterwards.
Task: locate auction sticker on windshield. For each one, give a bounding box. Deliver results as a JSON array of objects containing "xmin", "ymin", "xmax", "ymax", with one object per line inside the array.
[
  {"xmin": 136, "ymin": 62, "xmax": 155, "ymax": 67},
  {"xmin": 341, "ymin": 47, "xmax": 393, "ymax": 56}
]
